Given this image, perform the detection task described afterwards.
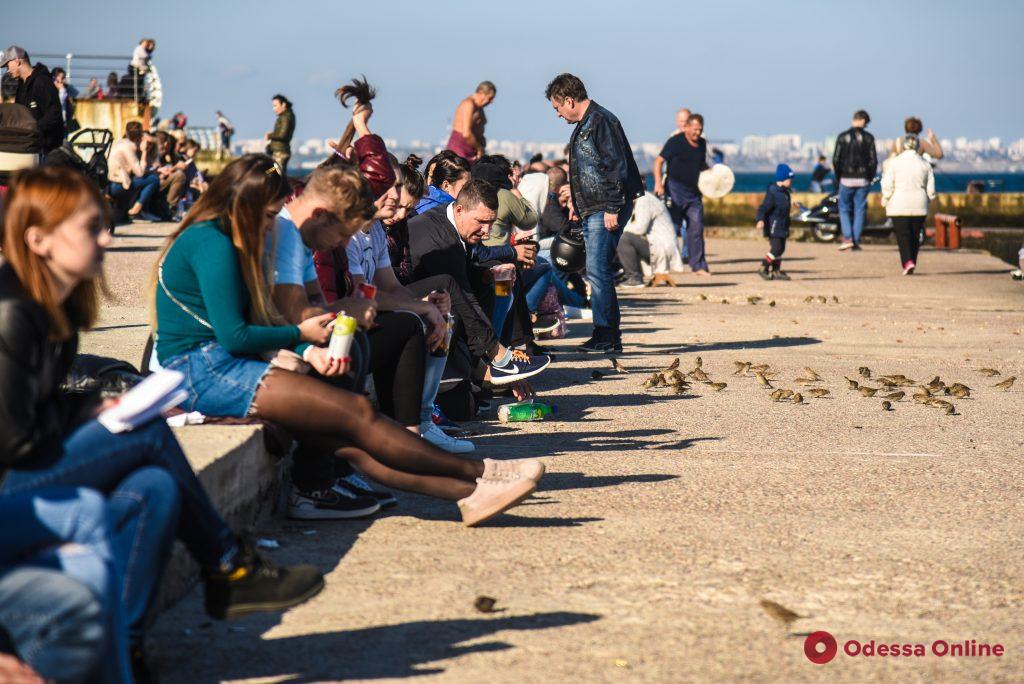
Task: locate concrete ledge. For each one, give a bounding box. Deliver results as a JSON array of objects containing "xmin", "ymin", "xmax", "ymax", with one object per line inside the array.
[{"xmin": 159, "ymin": 425, "xmax": 283, "ymax": 607}]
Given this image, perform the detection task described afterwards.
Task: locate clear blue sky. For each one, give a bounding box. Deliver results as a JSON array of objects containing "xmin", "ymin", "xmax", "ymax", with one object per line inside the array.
[{"xmin": 8, "ymin": 0, "xmax": 1023, "ymax": 145}]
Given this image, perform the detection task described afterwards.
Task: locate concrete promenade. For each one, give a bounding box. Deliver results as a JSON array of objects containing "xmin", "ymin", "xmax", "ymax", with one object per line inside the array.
[{"xmin": 83, "ymin": 224, "xmax": 1023, "ymax": 682}]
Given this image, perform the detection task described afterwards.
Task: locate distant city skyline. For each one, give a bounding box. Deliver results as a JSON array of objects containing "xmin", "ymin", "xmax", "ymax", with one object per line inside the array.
[{"xmin": 6, "ymin": 0, "xmax": 1024, "ymax": 148}]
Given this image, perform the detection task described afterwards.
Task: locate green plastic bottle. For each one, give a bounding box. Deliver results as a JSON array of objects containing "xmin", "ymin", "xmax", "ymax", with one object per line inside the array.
[{"xmin": 497, "ymin": 401, "xmax": 554, "ymax": 423}]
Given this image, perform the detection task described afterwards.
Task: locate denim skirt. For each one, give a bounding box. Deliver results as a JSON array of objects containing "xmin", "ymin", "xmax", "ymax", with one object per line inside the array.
[{"xmin": 162, "ymin": 342, "xmax": 271, "ymax": 418}]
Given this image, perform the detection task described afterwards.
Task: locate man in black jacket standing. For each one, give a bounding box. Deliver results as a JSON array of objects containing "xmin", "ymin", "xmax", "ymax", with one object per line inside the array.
[
  {"xmin": 832, "ymin": 109, "xmax": 877, "ymax": 251},
  {"xmin": 545, "ymin": 73, "xmax": 643, "ymax": 354},
  {"xmin": 1, "ymin": 46, "xmax": 65, "ymax": 156}
]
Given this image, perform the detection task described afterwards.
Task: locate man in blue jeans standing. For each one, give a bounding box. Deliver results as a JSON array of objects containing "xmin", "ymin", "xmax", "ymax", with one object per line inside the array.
[
  {"xmin": 546, "ymin": 73, "xmax": 644, "ymax": 354},
  {"xmin": 832, "ymin": 110, "xmax": 877, "ymax": 251}
]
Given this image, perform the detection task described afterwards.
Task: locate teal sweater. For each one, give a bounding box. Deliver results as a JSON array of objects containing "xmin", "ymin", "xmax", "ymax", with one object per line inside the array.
[{"xmin": 155, "ymin": 220, "xmax": 301, "ymax": 362}]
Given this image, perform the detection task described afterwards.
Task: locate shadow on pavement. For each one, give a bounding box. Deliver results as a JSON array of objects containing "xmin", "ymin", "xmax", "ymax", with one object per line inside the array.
[
  {"xmin": 537, "ymin": 472, "xmax": 679, "ymax": 491},
  {"xmin": 620, "ymin": 336, "xmax": 821, "ymax": 354},
  {"xmin": 169, "ymin": 611, "xmax": 601, "ymax": 682}
]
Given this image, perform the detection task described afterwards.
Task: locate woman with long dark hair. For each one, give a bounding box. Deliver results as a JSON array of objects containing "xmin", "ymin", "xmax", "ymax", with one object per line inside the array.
[
  {"xmin": 266, "ymin": 94, "xmax": 295, "ymax": 175},
  {"xmin": 153, "ymin": 154, "xmax": 544, "ymax": 526},
  {"xmin": 0, "ymin": 166, "xmax": 324, "ymax": 678}
]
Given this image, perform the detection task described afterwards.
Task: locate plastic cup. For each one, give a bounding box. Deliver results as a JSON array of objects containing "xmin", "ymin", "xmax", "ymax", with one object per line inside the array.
[
  {"xmin": 328, "ymin": 313, "xmax": 357, "ymax": 361},
  {"xmin": 356, "ymin": 282, "xmax": 377, "ymax": 300},
  {"xmin": 492, "ymin": 265, "xmax": 513, "ymax": 297}
]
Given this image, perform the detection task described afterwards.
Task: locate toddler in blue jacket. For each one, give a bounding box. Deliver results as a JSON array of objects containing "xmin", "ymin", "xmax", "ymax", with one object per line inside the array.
[{"xmin": 756, "ymin": 164, "xmax": 794, "ymax": 280}]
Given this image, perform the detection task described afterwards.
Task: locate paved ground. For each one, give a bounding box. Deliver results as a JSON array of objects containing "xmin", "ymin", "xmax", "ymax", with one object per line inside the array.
[{"xmin": 86, "ymin": 226, "xmax": 1023, "ymax": 682}]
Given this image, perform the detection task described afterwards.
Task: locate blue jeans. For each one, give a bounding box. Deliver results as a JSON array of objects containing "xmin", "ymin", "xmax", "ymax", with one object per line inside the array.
[
  {"xmin": 583, "ymin": 203, "xmax": 633, "ymax": 341},
  {"xmin": 0, "ymin": 488, "xmax": 131, "ymax": 682},
  {"xmin": 420, "ymin": 354, "xmax": 446, "ymax": 431},
  {"xmin": 108, "ymin": 174, "xmax": 159, "ymax": 209},
  {"xmin": 536, "ymin": 254, "xmax": 588, "ymax": 309},
  {"xmin": 490, "ymin": 295, "xmax": 513, "ymax": 336},
  {"xmin": 667, "ymin": 181, "xmax": 706, "ymax": 271},
  {"xmin": 838, "ymin": 184, "xmax": 869, "ymax": 244},
  {"xmin": 1, "ymin": 419, "xmax": 236, "ymax": 646}
]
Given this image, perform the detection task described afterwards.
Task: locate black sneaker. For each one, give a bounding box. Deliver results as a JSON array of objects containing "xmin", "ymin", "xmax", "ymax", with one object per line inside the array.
[
  {"xmin": 773, "ymin": 270, "xmax": 791, "ymax": 280},
  {"xmin": 335, "ymin": 473, "xmax": 397, "ymax": 509},
  {"xmin": 204, "ymin": 538, "xmax": 324, "ymax": 620},
  {"xmin": 489, "ymin": 350, "xmax": 551, "ymax": 385},
  {"xmin": 758, "ymin": 265, "xmax": 773, "ymax": 281},
  {"xmin": 288, "ymin": 485, "xmax": 380, "ymax": 520},
  {"xmin": 620, "ymin": 277, "xmax": 646, "ymax": 289},
  {"xmin": 578, "ymin": 337, "xmax": 623, "ymax": 354}
]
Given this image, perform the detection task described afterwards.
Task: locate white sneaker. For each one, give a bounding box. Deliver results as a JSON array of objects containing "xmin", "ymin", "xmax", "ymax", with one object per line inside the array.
[{"xmin": 422, "ymin": 423, "xmax": 475, "ymax": 453}]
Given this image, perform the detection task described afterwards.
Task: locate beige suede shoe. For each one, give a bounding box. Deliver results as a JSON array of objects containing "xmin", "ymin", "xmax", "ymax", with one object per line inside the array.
[
  {"xmin": 458, "ymin": 477, "xmax": 536, "ymax": 527},
  {"xmin": 482, "ymin": 458, "xmax": 545, "ymax": 483}
]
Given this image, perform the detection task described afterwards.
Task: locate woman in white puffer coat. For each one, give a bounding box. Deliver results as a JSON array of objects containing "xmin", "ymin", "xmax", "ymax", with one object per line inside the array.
[{"xmin": 881, "ymin": 134, "xmax": 936, "ymax": 275}]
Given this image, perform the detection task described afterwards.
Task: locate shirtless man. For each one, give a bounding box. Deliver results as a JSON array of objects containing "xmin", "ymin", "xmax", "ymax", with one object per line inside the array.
[{"xmin": 446, "ymin": 81, "xmax": 496, "ymax": 162}]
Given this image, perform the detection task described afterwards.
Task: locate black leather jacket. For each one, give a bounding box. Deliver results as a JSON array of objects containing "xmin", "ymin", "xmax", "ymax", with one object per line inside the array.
[
  {"xmin": 0, "ymin": 264, "xmax": 95, "ymax": 480},
  {"xmin": 832, "ymin": 127, "xmax": 878, "ymax": 184},
  {"xmin": 568, "ymin": 101, "xmax": 644, "ymax": 219}
]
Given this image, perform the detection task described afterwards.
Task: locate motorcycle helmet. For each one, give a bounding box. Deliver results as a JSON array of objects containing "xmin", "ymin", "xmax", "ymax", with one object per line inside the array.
[{"xmin": 550, "ymin": 224, "xmax": 586, "ymax": 273}]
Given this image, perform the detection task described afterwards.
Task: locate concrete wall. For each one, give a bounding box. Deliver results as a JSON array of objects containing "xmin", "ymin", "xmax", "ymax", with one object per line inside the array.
[{"xmin": 703, "ymin": 192, "xmax": 1024, "ymax": 227}]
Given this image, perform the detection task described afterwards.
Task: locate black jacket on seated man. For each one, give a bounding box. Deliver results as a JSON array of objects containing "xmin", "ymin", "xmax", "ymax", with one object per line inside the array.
[
  {"xmin": 568, "ymin": 101, "xmax": 644, "ymax": 219},
  {"xmin": 408, "ymin": 204, "xmax": 502, "ymax": 360}
]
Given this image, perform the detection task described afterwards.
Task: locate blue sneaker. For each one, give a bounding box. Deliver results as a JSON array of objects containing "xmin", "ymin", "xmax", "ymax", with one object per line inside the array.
[{"xmin": 489, "ymin": 350, "xmax": 550, "ymax": 386}]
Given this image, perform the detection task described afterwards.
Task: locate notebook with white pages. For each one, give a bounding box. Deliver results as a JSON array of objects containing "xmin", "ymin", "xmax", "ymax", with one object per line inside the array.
[{"xmin": 97, "ymin": 369, "xmax": 188, "ymax": 433}]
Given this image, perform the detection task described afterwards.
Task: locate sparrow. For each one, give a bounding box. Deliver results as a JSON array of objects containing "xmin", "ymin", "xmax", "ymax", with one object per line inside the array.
[
  {"xmin": 699, "ymin": 293, "xmax": 709, "ymax": 301},
  {"xmin": 708, "ymin": 382, "xmax": 727, "ymax": 391},
  {"xmin": 591, "ymin": 370, "xmax": 605, "ymax": 379},
  {"xmin": 917, "ymin": 385, "xmax": 935, "ymax": 396},
  {"xmin": 770, "ymin": 389, "xmax": 786, "ymax": 402},
  {"xmin": 949, "ymin": 385, "xmax": 970, "ymax": 399},
  {"xmin": 668, "ymin": 369, "xmax": 687, "ymax": 385},
  {"xmin": 759, "ymin": 599, "xmax": 804, "ymax": 627},
  {"xmin": 750, "ymin": 364, "xmax": 771, "ymax": 373},
  {"xmin": 807, "ymin": 388, "xmax": 830, "ymax": 398},
  {"xmin": 694, "ymin": 356, "xmax": 703, "ymax": 369},
  {"xmin": 815, "ymin": 295, "xmax": 828, "ymax": 304},
  {"xmin": 803, "ymin": 367, "xmax": 822, "ymax": 381},
  {"xmin": 928, "ymin": 398, "xmax": 954, "ymax": 410},
  {"xmin": 721, "ymin": 298, "xmax": 730, "ymax": 304},
  {"xmin": 978, "ymin": 368, "xmax": 1000, "ymax": 377},
  {"xmin": 858, "ymin": 366, "xmax": 872, "ymax": 379},
  {"xmin": 474, "ymin": 596, "xmax": 499, "ymax": 613},
  {"xmin": 913, "ymin": 391, "xmax": 932, "ymax": 403},
  {"xmin": 844, "ymin": 377, "xmax": 859, "ymax": 390},
  {"xmin": 747, "ymin": 296, "xmax": 762, "ymax": 305},
  {"xmin": 878, "ymin": 378, "xmax": 899, "ymax": 388},
  {"xmin": 994, "ymin": 376, "xmax": 1016, "ymax": 390},
  {"xmin": 882, "ymin": 391, "xmax": 905, "ymax": 401},
  {"xmin": 664, "ymin": 358, "xmax": 680, "ymax": 372},
  {"xmin": 881, "ymin": 400, "xmax": 893, "ymax": 411},
  {"xmin": 778, "ymin": 389, "xmax": 794, "ymax": 400},
  {"xmin": 794, "ymin": 378, "xmax": 819, "ymax": 386},
  {"xmin": 612, "ymin": 358, "xmax": 629, "ymax": 374},
  {"xmin": 803, "ymin": 295, "xmax": 814, "ymax": 303},
  {"xmin": 858, "ymin": 386, "xmax": 879, "ymax": 397},
  {"xmin": 733, "ymin": 362, "xmax": 752, "ymax": 376},
  {"xmin": 769, "ymin": 300, "xmax": 776, "ymax": 307},
  {"xmin": 642, "ymin": 373, "xmax": 661, "ymax": 389},
  {"xmin": 690, "ymin": 368, "xmax": 710, "ymax": 382},
  {"xmin": 755, "ymin": 372, "xmax": 773, "ymax": 388},
  {"xmin": 944, "ymin": 404, "xmax": 956, "ymax": 415},
  {"xmin": 832, "ymin": 296, "xmax": 840, "ymax": 303},
  {"xmin": 672, "ymin": 383, "xmax": 688, "ymax": 395},
  {"xmin": 791, "ymin": 392, "xmax": 804, "ymax": 404}
]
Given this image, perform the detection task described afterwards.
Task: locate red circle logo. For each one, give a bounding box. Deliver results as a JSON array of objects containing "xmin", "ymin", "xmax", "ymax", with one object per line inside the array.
[{"xmin": 804, "ymin": 631, "xmax": 838, "ymax": 664}]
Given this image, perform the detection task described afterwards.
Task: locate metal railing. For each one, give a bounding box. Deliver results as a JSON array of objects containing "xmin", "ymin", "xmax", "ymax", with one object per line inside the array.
[{"xmin": 35, "ymin": 52, "xmax": 143, "ymax": 102}]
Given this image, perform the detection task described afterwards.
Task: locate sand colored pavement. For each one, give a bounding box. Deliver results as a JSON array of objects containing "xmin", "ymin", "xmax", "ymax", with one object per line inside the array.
[{"xmin": 85, "ymin": 225, "xmax": 1023, "ymax": 682}]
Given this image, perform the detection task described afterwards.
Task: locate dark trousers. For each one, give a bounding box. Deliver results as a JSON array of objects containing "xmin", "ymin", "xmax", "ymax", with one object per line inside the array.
[
  {"xmin": 367, "ymin": 311, "xmax": 426, "ymax": 427},
  {"xmin": 764, "ymin": 236, "xmax": 787, "ymax": 270},
  {"xmin": 892, "ymin": 216, "xmax": 924, "ymax": 266},
  {"xmin": 617, "ymin": 232, "xmax": 650, "ymax": 280},
  {"xmin": 668, "ymin": 181, "xmax": 707, "ymax": 271},
  {"xmin": 405, "ymin": 274, "xmax": 500, "ymax": 360}
]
